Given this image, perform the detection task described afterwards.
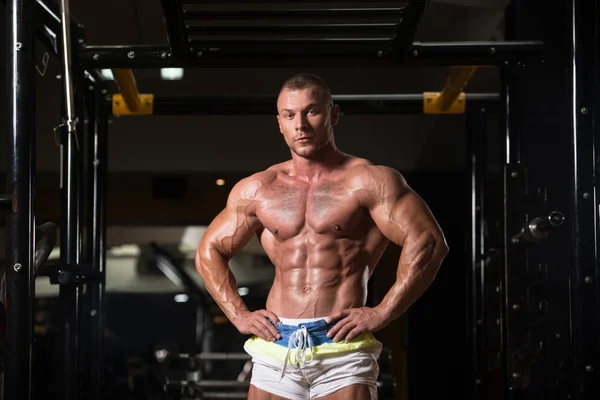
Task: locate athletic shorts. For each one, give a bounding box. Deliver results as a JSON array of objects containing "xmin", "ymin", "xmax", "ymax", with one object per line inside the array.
[{"xmin": 243, "ymin": 316, "xmax": 383, "ymax": 399}]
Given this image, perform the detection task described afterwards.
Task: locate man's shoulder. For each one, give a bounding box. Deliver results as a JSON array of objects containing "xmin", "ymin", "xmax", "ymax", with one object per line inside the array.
[
  {"xmin": 228, "ymin": 167, "xmax": 280, "ymax": 203},
  {"xmin": 347, "ymin": 162, "xmax": 405, "ymax": 183}
]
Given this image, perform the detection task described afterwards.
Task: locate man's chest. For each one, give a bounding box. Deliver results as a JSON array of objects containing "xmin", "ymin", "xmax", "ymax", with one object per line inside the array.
[{"xmin": 256, "ymin": 180, "xmax": 366, "ymax": 238}]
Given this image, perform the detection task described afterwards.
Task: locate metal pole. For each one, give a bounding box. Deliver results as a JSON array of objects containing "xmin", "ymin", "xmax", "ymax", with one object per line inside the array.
[
  {"xmin": 59, "ymin": 0, "xmax": 78, "ymax": 142},
  {"xmin": 466, "ymin": 107, "xmax": 488, "ymax": 399},
  {"xmin": 568, "ymin": 0, "xmax": 600, "ymax": 397},
  {"xmin": 4, "ymin": 0, "xmax": 37, "ymax": 399},
  {"xmin": 86, "ymin": 84, "xmax": 109, "ymax": 398},
  {"xmin": 58, "ymin": 0, "xmax": 82, "ymax": 396}
]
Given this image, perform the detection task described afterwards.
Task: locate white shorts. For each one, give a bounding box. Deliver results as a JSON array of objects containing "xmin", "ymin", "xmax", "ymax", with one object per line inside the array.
[{"xmin": 244, "ymin": 317, "xmax": 383, "ymax": 399}]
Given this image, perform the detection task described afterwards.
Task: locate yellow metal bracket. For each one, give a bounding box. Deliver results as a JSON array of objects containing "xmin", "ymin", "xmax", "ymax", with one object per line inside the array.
[
  {"xmin": 423, "ymin": 92, "xmax": 466, "ymax": 114},
  {"xmin": 111, "ymin": 68, "xmax": 154, "ymax": 116},
  {"xmin": 112, "ymin": 93, "xmax": 154, "ymax": 116},
  {"xmin": 423, "ymin": 66, "xmax": 478, "ymax": 114}
]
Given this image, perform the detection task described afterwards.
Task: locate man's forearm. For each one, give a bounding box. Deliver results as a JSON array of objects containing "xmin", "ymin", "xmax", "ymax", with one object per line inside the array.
[
  {"xmin": 376, "ymin": 233, "xmax": 448, "ymax": 322},
  {"xmin": 196, "ymin": 247, "xmax": 249, "ymax": 324}
]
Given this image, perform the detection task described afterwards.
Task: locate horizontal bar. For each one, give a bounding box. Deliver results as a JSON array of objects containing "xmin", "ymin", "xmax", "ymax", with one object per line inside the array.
[
  {"xmin": 190, "ymin": 37, "xmax": 390, "ymax": 43},
  {"xmin": 196, "ymin": 353, "xmax": 251, "ymax": 360},
  {"xmin": 202, "ymin": 393, "xmax": 248, "ymax": 399},
  {"xmin": 408, "ymin": 40, "xmax": 544, "ymax": 60},
  {"xmin": 187, "ymin": 22, "xmax": 397, "ymax": 34},
  {"xmin": 146, "ymin": 93, "xmax": 501, "ymax": 116},
  {"xmin": 79, "ymin": 41, "xmax": 544, "ymax": 68},
  {"xmin": 184, "ymin": 7, "xmax": 405, "ymax": 19},
  {"xmin": 196, "ymin": 380, "xmax": 250, "ymax": 388},
  {"xmin": 182, "ymin": 0, "xmax": 406, "ymax": 4}
]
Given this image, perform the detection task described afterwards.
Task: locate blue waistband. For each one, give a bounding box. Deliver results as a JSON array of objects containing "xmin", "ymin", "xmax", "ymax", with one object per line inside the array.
[{"xmin": 271, "ymin": 318, "xmax": 337, "ymax": 347}]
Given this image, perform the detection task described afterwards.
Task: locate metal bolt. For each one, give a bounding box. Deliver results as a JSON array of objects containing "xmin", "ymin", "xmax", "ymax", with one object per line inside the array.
[
  {"xmin": 78, "ymin": 38, "xmax": 84, "ymax": 44},
  {"xmin": 581, "ymin": 107, "xmax": 589, "ymax": 114},
  {"xmin": 512, "ymin": 373, "xmax": 519, "ymax": 379},
  {"xmin": 101, "ymin": 89, "xmax": 108, "ymax": 94},
  {"xmin": 13, "ymin": 263, "xmax": 22, "ymax": 272},
  {"xmin": 476, "ymin": 319, "xmax": 483, "ymax": 325},
  {"xmin": 90, "ymin": 309, "xmax": 98, "ymax": 316},
  {"xmin": 412, "ymin": 50, "xmax": 419, "ymax": 57},
  {"xmin": 585, "ymin": 276, "xmax": 593, "ymax": 283},
  {"xmin": 475, "ymin": 379, "xmax": 482, "ymax": 385},
  {"xmin": 127, "ymin": 51, "xmax": 135, "ymax": 59},
  {"xmin": 88, "ymin": 85, "xmax": 94, "ymax": 91},
  {"xmin": 93, "ymin": 54, "xmax": 99, "ymax": 61},
  {"xmin": 489, "ymin": 47, "xmax": 496, "ymax": 54},
  {"xmin": 583, "ymin": 192, "xmax": 591, "ymax": 199},
  {"xmin": 496, "ymin": 286, "xmax": 500, "ymax": 293},
  {"xmin": 377, "ymin": 50, "xmax": 384, "ymax": 58},
  {"xmin": 160, "ymin": 52, "xmax": 168, "ymax": 59},
  {"xmin": 586, "ymin": 365, "xmax": 594, "ymax": 372},
  {"xmin": 512, "ymin": 304, "xmax": 520, "ymax": 311},
  {"xmin": 511, "ymin": 171, "xmax": 518, "ymax": 178},
  {"xmin": 555, "ymin": 333, "xmax": 561, "ymax": 338}
]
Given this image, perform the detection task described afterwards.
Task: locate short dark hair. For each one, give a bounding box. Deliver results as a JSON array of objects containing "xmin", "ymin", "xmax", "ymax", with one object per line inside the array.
[{"xmin": 279, "ymin": 73, "xmax": 333, "ymax": 106}]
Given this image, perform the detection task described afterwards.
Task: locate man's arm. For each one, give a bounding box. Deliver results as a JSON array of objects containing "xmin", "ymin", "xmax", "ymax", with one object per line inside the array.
[
  {"xmin": 327, "ymin": 165, "xmax": 449, "ymax": 342},
  {"xmin": 195, "ymin": 175, "xmax": 281, "ymax": 342}
]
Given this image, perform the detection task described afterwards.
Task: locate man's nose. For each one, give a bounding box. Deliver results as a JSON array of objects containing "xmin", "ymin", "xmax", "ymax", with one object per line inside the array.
[{"xmin": 295, "ymin": 114, "xmax": 308, "ymax": 130}]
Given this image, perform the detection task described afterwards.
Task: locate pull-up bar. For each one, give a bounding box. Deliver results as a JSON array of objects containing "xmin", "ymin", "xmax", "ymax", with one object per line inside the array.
[
  {"xmin": 110, "ymin": 66, "xmax": 489, "ymax": 117},
  {"xmin": 424, "ymin": 66, "xmax": 479, "ymax": 114}
]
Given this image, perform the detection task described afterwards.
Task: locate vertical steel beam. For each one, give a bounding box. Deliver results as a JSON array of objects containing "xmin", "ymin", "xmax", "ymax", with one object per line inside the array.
[
  {"xmin": 4, "ymin": 0, "xmax": 37, "ymax": 399},
  {"xmin": 568, "ymin": 0, "xmax": 600, "ymax": 397}
]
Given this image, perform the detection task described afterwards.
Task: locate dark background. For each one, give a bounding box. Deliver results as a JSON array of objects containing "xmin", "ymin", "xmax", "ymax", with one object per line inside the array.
[{"xmin": 0, "ymin": 0, "xmax": 518, "ymax": 399}]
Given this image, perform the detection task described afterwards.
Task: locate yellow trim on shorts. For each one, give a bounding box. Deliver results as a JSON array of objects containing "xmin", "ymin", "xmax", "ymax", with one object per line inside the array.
[{"xmin": 244, "ymin": 332, "xmax": 379, "ymax": 364}]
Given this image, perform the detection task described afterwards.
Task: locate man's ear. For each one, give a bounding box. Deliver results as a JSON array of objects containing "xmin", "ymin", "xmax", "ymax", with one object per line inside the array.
[{"xmin": 330, "ymin": 104, "xmax": 341, "ymax": 126}]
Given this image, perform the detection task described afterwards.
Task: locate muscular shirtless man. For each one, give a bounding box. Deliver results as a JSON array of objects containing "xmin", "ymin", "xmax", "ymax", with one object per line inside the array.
[{"xmin": 195, "ymin": 73, "xmax": 449, "ymax": 400}]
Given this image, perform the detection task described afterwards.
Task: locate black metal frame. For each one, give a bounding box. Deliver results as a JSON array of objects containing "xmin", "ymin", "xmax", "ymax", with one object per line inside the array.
[
  {"xmin": 568, "ymin": 0, "xmax": 600, "ymax": 396},
  {"xmin": 466, "ymin": 107, "xmax": 488, "ymax": 399},
  {"xmin": 4, "ymin": 2, "xmax": 37, "ymax": 400},
  {"xmin": 3, "ymin": 0, "xmax": 597, "ymax": 400}
]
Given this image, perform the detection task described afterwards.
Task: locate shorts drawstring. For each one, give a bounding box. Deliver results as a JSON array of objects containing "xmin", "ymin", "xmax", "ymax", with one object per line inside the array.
[{"xmin": 280, "ymin": 325, "xmax": 314, "ymax": 380}]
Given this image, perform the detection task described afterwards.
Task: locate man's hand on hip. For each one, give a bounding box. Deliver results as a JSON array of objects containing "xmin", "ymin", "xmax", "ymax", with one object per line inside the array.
[
  {"xmin": 325, "ymin": 307, "xmax": 388, "ymax": 343},
  {"xmin": 233, "ymin": 310, "xmax": 282, "ymax": 342}
]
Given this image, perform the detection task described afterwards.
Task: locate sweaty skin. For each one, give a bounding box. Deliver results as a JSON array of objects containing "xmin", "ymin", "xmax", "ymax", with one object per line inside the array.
[{"xmin": 195, "ymin": 86, "xmax": 449, "ymax": 345}]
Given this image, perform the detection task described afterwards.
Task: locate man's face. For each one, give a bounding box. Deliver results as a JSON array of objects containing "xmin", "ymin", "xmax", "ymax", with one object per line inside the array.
[{"xmin": 276, "ymin": 87, "xmax": 339, "ymax": 158}]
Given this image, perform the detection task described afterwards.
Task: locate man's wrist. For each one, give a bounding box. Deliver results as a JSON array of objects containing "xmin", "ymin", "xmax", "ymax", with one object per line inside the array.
[{"xmin": 374, "ymin": 303, "xmax": 394, "ymax": 324}]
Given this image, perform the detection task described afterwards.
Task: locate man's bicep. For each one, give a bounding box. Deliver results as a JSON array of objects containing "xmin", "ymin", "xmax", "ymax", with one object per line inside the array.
[
  {"xmin": 365, "ymin": 168, "xmax": 443, "ymax": 247},
  {"xmin": 198, "ymin": 177, "xmax": 263, "ymax": 260},
  {"xmin": 370, "ymin": 190, "xmax": 439, "ymax": 246},
  {"xmin": 199, "ymin": 207, "xmax": 261, "ymax": 261}
]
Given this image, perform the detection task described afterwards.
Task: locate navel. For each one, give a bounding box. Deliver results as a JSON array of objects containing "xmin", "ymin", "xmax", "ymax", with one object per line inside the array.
[
  {"xmin": 303, "ymin": 286, "xmax": 312, "ymax": 293},
  {"xmin": 334, "ymin": 224, "xmax": 341, "ymax": 231},
  {"xmin": 273, "ymin": 227, "xmax": 278, "ymax": 234}
]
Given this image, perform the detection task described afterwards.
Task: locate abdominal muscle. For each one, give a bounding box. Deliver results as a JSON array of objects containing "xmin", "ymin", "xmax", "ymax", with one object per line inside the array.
[{"xmin": 263, "ymin": 242, "xmax": 372, "ymax": 319}]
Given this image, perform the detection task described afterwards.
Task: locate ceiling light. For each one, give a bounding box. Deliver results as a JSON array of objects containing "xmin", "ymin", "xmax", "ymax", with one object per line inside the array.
[
  {"xmin": 160, "ymin": 68, "xmax": 184, "ymax": 80},
  {"xmin": 100, "ymin": 69, "xmax": 114, "ymax": 80}
]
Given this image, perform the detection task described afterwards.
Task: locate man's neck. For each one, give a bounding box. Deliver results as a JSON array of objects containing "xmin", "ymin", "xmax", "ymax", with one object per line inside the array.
[{"xmin": 289, "ymin": 144, "xmax": 345, "ymax": 182}]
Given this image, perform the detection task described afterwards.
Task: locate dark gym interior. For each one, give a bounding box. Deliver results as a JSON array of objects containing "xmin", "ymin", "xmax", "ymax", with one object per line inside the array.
[{"xmin": 1, "ymin": 0, "xmax": 599, "ymax": 399}]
